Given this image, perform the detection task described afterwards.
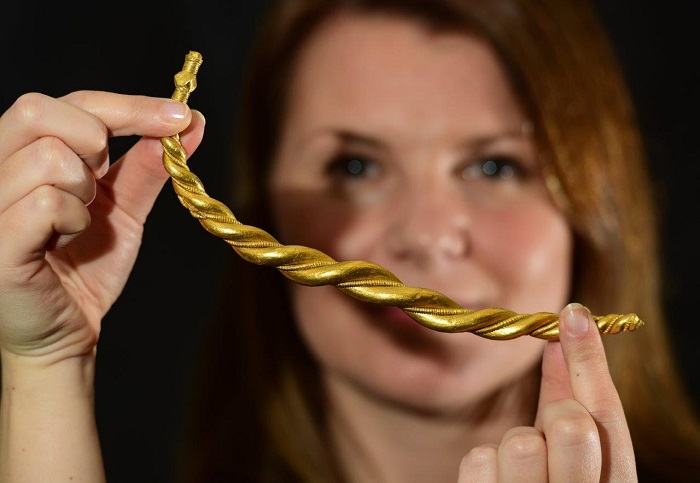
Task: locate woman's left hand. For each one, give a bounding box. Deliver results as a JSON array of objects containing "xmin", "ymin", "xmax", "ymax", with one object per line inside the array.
[{"xmin": 458, "ymin": 303, "xmax": 637, "ymax": 482}]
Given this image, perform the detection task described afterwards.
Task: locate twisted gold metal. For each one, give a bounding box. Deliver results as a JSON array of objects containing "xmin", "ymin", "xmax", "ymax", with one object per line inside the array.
[{"xmin": 161, "ymin": 51, "xmax": 643, "ymax": 341}]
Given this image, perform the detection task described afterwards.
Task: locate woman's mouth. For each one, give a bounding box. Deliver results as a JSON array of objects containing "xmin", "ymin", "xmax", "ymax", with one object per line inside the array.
[
  {"xmin": 370, "ymin": 306, "xmax": 434, "ymax": 333},
  {"xmin": 364, "ymin": 298, "xmax": 489, "ymax": 336}
]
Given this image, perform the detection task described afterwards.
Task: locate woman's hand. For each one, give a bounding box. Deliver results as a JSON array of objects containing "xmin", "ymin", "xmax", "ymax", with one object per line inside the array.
[
  {"xmin": 0, "ymin": 91, "xmax": 205, "ymax": 363},
  {"xmin": 458, "ymin": 303, "xmax": 637, "ymax": 482},
  {"xmin": 0, "ymin": 89, "xmax": 205, "ymax": 483}
]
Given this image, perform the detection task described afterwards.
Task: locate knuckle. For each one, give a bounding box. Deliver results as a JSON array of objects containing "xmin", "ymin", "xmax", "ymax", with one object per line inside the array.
[
  {"xmin": 568, "ymin": 342, "xmax": 601, "ymax": 364},
  {"xmin": 550, "ymin": 411, "xmax": 599, "ymax": 447},
  {"xmin": 61, "ymin": 91, "xmax": 110, "ymax": 153},
  {"xmin": 131, "ymin": 94, "xmax": 163, "ymax": 124},
  {"xmin": 61, "ymin": 90, "xmax": 90, "ymax": 108},
  {"xmin": 35, "ymin": 136, "xmax": 70, "ymax": 168},
  {"xmin": 130, "ymin": 94, "xmax": 152, "ymax": 112},
  {"xmin": 33, "ymin": 138, "xmax": 96, "ymax": 205},
  {"xmin": 32, "ymin": 185, "xmax": 64, "ymax": 212},
  {"xmin": 461, "ymin": 445, "xmax": 497, "ymax": 468},
  {"xmin": 588, "ymin": 404, "xmax": 624, "ymax": 427},
  {"xmin": 501, "ymin": 429, "xmax": 545, "ymax": 461},
  {"xmin": 12, "ymin": 92, "xmax": 49, "ymax": 128}
]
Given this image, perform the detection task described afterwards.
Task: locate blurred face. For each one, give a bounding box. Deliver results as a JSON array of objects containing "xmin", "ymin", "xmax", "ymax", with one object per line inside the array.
[{"xmin": 269, "ymin": 12, "xmax": 572, "ymax": 412}]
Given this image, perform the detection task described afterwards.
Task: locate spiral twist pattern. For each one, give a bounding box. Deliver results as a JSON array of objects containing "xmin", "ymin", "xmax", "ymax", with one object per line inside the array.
[{"xmin": 161, "ymin": 51, "xmax": 643, "ymax": 340}]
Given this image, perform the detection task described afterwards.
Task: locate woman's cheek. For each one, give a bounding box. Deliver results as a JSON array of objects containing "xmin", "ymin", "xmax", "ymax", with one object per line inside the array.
[
  {"xmin": 271, "ymin": 189, "xmax": 357, "ymax": 250},
  {"xmin": 280, "ymin": 201, "xmax": 387, "ymax": 266},
  {"xmin": 478, "ymin": 203, "xmax": 572, "ymax": 313}
]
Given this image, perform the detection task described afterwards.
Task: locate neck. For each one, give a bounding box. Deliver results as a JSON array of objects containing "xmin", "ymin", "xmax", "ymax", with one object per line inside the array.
[{"xmin": 325, "ymin": 368, "xmax": 539, "ymax": 483}]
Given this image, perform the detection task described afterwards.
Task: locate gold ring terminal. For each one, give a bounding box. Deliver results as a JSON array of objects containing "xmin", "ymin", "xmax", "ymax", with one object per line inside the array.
[{"xmin": 161, "ymin": 51, "xmax": 643, "ymax": 341}]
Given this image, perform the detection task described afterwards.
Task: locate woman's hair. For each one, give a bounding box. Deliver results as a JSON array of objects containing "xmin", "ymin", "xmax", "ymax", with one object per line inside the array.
[{"xmin": 180, "ymin": 0, "xmax": 700, "ymax": 481}]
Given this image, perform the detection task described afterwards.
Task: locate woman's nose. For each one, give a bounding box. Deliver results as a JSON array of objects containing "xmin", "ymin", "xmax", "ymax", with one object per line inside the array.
[{"xmin": 385, "ymin": 183, "xmax": 471, "ymax": 263}]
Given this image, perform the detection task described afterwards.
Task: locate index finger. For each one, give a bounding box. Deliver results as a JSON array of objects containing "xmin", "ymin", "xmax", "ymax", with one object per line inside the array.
[
  {"xmin": 60, "ymin": 90, "xmax": 191, "ymax": 138},
  {"xmin": 0, "ymin": 91, "xmax": 190, "ymax": 173},
  {"xmin": 558, "ymin": 303, "xmax": 636, "ymax": 481}
]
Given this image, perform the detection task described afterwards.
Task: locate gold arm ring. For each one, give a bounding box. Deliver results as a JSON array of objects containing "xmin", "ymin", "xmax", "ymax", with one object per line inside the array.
[{"xmin": 160, "ymin": 51, "xmax": 643, "ymax": 341}]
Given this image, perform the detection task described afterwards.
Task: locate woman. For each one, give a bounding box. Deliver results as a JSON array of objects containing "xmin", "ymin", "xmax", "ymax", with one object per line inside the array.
[
  {"xmin": 0, "ymin": 0, "xmax": 698, "ymax": 482},
  {"xmin": 178, "ymin": 0, "xmax": 700, "ymax": 481}
]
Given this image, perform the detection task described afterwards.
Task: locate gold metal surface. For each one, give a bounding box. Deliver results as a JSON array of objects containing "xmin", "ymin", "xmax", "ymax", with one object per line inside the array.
[{"xmin": 161, "ymin": 51, "xmax": 643, "ymax": 340}]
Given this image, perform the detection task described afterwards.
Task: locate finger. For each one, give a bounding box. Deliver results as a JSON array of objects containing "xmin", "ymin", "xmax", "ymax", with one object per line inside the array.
[
  {"xmin": 0, "ymin": 92, "xmax": 108, "ymax": 174},
  {"xmin": 99, "ymin": 110, "xmax": 205, "ymax": 223},
  {"xmin": 60, "ymin": 91, "xmax": 193, "ymax": 174},
  {"xmin": 0, "ymin": 92, "xmax": 191, "ymax": 176},
  {"xmin": 557, "ymin": 303, "xmax": 636, "ymax": 481},
  {"xmin": 458, "ymin": 444, "xmax": 497, "ymax": 482},
  {"xmin": 497, "ymin": 426, "xmax": 547, "ymax": 482},
  {"xmin": 59, "ymin": 91, "xmax": 191, "ymax": 138},
  {"xmin": 538, "ymin": 399, "xmax": 601, "ymax": 482},
  {"xmin": 0, "ymin": 136, "xmax": 96, "ymax": 216},
  {"xmin": 0, "ymin": 185, "xmax": 90, "ymax": 272},
  {"xmin": 534, "ymin": 340, "xmax": 573, "ymax": 426}
]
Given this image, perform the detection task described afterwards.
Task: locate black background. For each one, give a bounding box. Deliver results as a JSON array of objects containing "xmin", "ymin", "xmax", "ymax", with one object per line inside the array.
[{"xmin": 3, "ymin": 2, "xmax": 699, "ymax": 481}]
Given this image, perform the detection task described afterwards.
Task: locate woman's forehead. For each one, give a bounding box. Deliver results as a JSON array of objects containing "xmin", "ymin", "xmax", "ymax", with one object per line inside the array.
[{"xmin": 284, "ymin": 12, "xmax": 526, "ymax": 144}]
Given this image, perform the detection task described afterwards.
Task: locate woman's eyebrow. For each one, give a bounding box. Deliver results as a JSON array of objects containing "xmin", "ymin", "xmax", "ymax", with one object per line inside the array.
[
  {"xmin": 299, "ymin": 127, "xmax": 531, "ymax": 152},
  {"xmin": 458, "ymin": 129, "xmax": 533, "ymax": 151},
  {"xmin": 296, "ymin": 127, "xmax": 389, "ymax": 152},
  {"xmin": 335, "ymin": 129, "xmax": 389, "ymax": 150},
  {"xmin": 332, "ymin": 129, "xmax": 534, "ymax": 154}
]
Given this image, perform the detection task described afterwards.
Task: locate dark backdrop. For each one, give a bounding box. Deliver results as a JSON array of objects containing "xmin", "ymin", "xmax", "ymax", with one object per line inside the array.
[{"xmin": 3, "ymin": 2, "xmax": 699, "ymax": 481}]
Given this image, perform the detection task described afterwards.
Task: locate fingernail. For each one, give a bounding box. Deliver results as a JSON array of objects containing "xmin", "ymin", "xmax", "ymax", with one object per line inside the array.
[
  {"xmin": 161, "ymin": 100, "xmax": 189, "ymax": 120},
  {"xmin": 563, "ymin": 302, "xmax": 590, "ymax": 335}
]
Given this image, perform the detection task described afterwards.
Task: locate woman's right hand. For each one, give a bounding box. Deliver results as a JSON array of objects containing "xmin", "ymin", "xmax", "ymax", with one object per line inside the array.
[{"xmin": 0, "ymin": 91, "xmax": 205, "ymax": 364}]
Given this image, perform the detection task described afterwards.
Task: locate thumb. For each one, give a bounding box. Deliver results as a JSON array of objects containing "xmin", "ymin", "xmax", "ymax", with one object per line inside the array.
[
  {"xmin": 533, "ymin": 326, "xmax": 573, "ymax": 428},
  {"xmin": 100, "ymin": 110, "xmax": 206, "ymax": 223}
]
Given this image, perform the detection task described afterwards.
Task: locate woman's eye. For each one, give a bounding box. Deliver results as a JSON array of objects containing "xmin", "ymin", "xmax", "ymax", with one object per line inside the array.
[
  {"xmin": 461, "ymin": 156, "xmax": 525, "ymax": 181},
  {"xmin": 325, "ymin": 154, "xmax": 379, "ymax": 180}
]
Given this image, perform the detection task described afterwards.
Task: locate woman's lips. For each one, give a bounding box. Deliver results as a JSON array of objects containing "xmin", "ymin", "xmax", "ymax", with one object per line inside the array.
[
  {"xmin": 367, "ymin": 300, "xmax": 487, "ymax": 334},
  {"xmin": 378, "ymin": 306, "xmax": 426, "ymax": 330}
]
